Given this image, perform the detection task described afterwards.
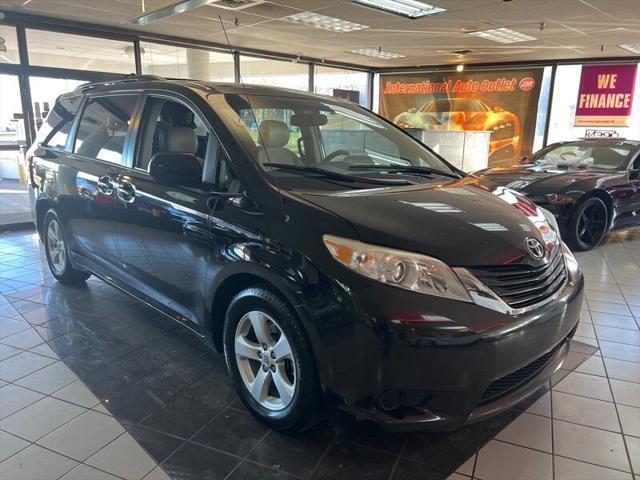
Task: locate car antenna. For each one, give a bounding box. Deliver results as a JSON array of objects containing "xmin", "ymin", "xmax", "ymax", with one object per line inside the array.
[{"xmin": 217, "ymin": 16, "xmax": 284, "ymax": 205}]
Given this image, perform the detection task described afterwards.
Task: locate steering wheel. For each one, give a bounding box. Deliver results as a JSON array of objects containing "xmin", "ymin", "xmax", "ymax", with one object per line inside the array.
[{"xmin": 323, "ymin": 149, "xmax": 350, "ymax": 163}]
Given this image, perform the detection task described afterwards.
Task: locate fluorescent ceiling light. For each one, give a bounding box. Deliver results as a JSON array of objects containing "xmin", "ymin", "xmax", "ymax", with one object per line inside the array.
[
  {"xmin": 214, "ymin": 0, "xmax": 264, "ymax": 10},
  {"xmin": 348, "ymin": 48, "xmax": 406, "ymax": 59},
  {"xmin": 353, "ymin": 0, "xmax": 446, "ymax": 19},
  {"xmin": 467, "ymin": 27, "xmax": 537, "ymax": 44},
  {"xmin": 283, "ymin": 12, "xmax": 370, "ymax": 32},
  {"xmin": 125, "ymin": 0, "xmax": 215, "ymax": 25},
  {"xmin": 618, "ymin": 43, "xmax": 640, "ymax": 54}
]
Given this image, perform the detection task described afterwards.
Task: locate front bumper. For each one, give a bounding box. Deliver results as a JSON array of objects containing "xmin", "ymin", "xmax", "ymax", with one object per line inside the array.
[{"xmin": 318, "ymin": 262, "xmax": 583, "ymax": 431}]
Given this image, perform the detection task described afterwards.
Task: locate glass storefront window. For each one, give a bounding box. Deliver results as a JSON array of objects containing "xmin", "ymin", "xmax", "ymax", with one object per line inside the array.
[
  {"xmin": 532, "ymin": 66, "xmax": 553, "ymax": 152},
  {"xmin": 26, "ymin": 29, "xmax": 136, "ymax": 74},
  {"xmin": 314, "ymin": 65, "xmax": 369, "ymax": 107},
  {"xmin": 240, "ymin": 56, "xmax": 309, "ymax": 91},
  {"xmin": 141, "ymin": 42, "xmax": 235, "ymax": 82},
  {"xmin": 547, "ymin": 64, "xmax": 640, "ymax": 144},
  {"xmin": 0, "ymin": 74, "xmax": 25, "ymax": 146},
  {"xmin": 0, "ymin": 74, "xmax": 29, "ymax": 227},
  {"xmin": 29, "ymin": 77, "xmax": 85, "ymax": 133},
  {"xmin": 0, "ymin": 25, "xmax": 20, "ymax": 64}
]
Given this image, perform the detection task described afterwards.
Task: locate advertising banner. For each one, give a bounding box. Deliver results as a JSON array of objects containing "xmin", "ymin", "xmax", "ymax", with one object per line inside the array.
[
  {"xmin": 574, "ymin": 64, "xmax": 637, "ymax": 127},
  {"xmin": 379, "ymin": 69, "xmax": 544, "ymax": 165}
]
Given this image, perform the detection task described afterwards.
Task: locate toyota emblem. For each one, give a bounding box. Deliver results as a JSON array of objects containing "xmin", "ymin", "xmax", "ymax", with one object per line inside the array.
[{"xmin": 524, "ymin": 238, "xmax": 545, "ymax": 260}]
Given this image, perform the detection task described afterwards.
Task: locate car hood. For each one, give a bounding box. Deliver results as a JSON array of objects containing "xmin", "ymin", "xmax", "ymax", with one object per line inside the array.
[
  {"xmin": 291, "ymin": 177, "xmax": 558, "ymax": 267},
  {"xmin": 474, "ymin": 165, "xmax": 609, "ymax": 193}
]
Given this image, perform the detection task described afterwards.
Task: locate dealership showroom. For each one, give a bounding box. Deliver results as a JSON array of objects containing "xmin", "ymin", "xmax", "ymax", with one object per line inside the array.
[{"xmin": 1, "ymin": 0, "xmax": 640, "ymax": 479}]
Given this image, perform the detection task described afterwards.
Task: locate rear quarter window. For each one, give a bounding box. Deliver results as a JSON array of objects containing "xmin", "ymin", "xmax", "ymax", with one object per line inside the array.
[{"xmin": 36, "ymin": 95, "xmax": 83, "ymax": 150}]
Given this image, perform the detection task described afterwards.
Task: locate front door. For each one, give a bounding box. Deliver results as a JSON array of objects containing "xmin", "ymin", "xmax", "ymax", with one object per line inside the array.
[{"xmin": 111, "ymin": 94, "xmax": 215, "ymax": 329}]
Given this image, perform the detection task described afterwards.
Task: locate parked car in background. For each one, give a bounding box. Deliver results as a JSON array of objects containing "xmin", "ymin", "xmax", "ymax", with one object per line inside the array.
[
  {"xmin": 28, "ymin": 77, "xmax": 582, "ymax": 433},
  {"xmin": 393, "ymin": 98, "xmax": 521, "ymax": 161},
  {"xmin": 475, "ymin": 139, "xmax": 640, "ymax": 251}
]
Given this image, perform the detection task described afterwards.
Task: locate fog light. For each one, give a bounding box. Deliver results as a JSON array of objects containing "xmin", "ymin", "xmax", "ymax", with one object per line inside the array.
[{"xmin": 377, "ymin": 389, "xmax": 406, "ymax": 411}]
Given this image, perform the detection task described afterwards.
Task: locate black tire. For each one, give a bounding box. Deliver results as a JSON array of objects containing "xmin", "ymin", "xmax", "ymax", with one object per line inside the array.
[
  {"xmin": 43, "ymin": 210, "xmax": 91, "ymax": 285},
  {"xmin": 567, "ymin": 197, "xmax": 609, "ymax": 251},
  {"xmin": 223, "ymin": 286, "xmax": 322, "ymax": 432}
]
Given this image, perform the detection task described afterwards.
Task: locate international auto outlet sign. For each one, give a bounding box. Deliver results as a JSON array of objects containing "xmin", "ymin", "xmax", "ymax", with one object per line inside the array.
[{"xmin": 575, "ymin": 64, "xmax": 638, "ymax": 127}]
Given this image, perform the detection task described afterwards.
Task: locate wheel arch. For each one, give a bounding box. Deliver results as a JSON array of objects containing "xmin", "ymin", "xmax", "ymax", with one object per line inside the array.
[
  {"xmin": 35, "ymin": 198, "xmax": 53, "ymax": 240},
  {"xmin": 207, "ymin": 263, "xmax": 330, "ymax": 392}
]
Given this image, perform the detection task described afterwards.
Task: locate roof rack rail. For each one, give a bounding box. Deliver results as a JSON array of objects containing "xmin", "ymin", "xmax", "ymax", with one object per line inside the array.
[{"xmin": 76, "ymin": 74, "xmax": 167, "ymax": 91}]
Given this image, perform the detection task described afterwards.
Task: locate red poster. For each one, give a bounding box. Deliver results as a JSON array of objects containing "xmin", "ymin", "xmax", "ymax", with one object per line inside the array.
[{"xmin": 575, "ymin": 64, "xmax": 637, "ymax": 127}]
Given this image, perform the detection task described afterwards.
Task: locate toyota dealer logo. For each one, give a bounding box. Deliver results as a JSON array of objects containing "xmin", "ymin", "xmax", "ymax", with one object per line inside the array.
[{"xmin": 519, "ymin": 77, "xmax": 536, "ymax": 91}]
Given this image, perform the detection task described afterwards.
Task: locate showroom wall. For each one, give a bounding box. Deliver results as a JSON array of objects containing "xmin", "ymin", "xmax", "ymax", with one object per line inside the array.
[{"xmin": 0, "ymin": 13, "xmax": 638, "ymax": 228}]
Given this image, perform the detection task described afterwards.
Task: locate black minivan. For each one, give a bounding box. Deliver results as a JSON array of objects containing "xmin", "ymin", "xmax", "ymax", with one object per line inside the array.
[{"xmin": 28, "ymin": 76, "xmax": 583, "ymax": 432}]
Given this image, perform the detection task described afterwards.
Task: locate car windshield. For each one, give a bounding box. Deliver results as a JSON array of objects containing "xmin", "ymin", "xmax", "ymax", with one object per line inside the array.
[
  {"xmin": 210, "ymin": 93, "xmax": 459, "ymax": 191},
  {"xmin": 534, "ymin": 143, "xmax": 634, "ymax": 170},
  {"xmin": 423, "ymin": 99, "xmax": 489, "ymax": 113}
]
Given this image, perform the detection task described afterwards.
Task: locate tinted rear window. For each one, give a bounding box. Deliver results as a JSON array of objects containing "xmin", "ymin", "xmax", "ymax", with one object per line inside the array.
[{"xmin": 73, "ymin": 95, "xmax": 138, "ymax": 164}]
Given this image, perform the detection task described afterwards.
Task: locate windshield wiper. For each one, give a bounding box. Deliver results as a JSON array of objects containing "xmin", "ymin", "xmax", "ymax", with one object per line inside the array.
[
  {"xmin": 262, "ymin": 163, "xmax": 413, "ymax": 186},
  {"xmin": 348, "ymin": 164, "xmax": 462, "ymax": 179}
]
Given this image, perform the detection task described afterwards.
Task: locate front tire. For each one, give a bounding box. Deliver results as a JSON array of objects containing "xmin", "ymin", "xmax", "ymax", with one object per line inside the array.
[
  {"xmin": 223, "ymin": 286, "xmax": 321, "ymax": 433},
  {"xmin": 43, "ymin": 210, "xmax": 90, "ymax": 285},
  {"xmin": 567, "ymin": 197, "xmax": 609, "ymax": 251}
]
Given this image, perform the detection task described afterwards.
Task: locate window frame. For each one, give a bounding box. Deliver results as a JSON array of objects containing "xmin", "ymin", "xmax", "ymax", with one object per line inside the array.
[
  {"xmin": 124, "ymin": 89, "xmax": 237, "ymax": 192},
  {"xmin": 68, "ymin": 91, "xmax": 143, "ymax": 167}
]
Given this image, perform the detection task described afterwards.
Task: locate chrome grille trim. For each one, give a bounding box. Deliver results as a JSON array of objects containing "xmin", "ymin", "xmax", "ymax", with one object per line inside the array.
[{"xmin": 469, "ymin": 247, "xmax": 568, "ymax": 309}]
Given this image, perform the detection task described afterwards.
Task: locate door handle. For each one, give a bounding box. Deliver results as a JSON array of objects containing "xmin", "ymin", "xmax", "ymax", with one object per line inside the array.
[
  {"xmin": 117, "ymin": 180, "xmax": 136, "ymax": 204},
  {"xmin": 97, "ymin": 175, "xmax": 114, "ymax": 195}
]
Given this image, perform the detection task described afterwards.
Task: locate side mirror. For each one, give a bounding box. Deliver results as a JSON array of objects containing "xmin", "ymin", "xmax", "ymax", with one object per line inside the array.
[
  {"xmin": 149, "ymin": 153, "xmax": 202, "ymax": 186},
  {"xmin": 407, "ymin": 107, "xmax": 417, "ymax": 114},
  {"xmin": 493, "ymin": 106, "xmax": 504, "ymax": 112}
]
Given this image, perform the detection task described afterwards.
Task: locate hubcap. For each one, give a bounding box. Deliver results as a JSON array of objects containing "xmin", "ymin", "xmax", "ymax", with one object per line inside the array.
[
  {"xmin": 234, "ymin": 311, "xmax": 296, "ymax": 411},
  {"xmin": 577, "ymin": 204, "xmax": 606, "ymax": 247},
  {"xmin": 47, "ymin": 219, "xmax": 66, "ymax": 275}
]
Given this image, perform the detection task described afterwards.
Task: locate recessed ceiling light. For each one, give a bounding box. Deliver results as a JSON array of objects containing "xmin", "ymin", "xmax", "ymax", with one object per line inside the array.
[
  {"xmin": 352, "ymin": 0, "xmax": 446, "ymax": 19},
  {"xmin": 348, "ymin": 48, "xmax": 406, "ymax": 59},
  {"xmin": 618, "ymin": 43, "xmax": 640, "ymax": 54},
  {"xmin": 283, "ymin": 12, "xmax": 370, "ymax": 32},
  {"xmin": 467, "ymin": 27, "xmax": 537, "ymax": 44}
]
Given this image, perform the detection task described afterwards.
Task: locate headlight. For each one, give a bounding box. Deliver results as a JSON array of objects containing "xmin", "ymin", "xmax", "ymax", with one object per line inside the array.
[
  {"xmin": 529, "ymin": 193, "xmax": 573, "ymax": 205},
  {"xmin": 539, "ymin": 207, "xmax": 560, "ymax": 233},
  {"xmin": 323, "ymin": 235, "xmax": 471, "ymax": 302}
]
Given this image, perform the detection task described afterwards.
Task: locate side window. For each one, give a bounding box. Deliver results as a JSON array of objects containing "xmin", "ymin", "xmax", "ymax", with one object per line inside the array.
[
  {"xmin": 73, "ymin": 95, "xmax": 138, "ymax": 164},
  {"xmin": 37, "ymin": 95, "xmax": 82, "ymax": 150},
  {"xmin": 135, "ymin": 97, "xmax": 209, "ymax": 175}
]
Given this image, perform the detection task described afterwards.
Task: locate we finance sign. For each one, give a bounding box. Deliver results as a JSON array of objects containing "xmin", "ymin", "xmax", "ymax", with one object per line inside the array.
[{"xmin": 575, "ymin": 64, "xmax": 638, "ymax": 127}]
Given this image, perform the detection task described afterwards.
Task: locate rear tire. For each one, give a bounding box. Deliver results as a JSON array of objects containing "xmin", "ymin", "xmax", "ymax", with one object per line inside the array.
[
  {"xmin": 43, "ymin": 210, "xmax": 90, "ymax": 285},
  {"xmin": 223, "ymin": 286, "xmax": 322, "ymax": 433},
  {"xmin": 567, "ymin": 197, "xmax": 609, "ymax": 251}
]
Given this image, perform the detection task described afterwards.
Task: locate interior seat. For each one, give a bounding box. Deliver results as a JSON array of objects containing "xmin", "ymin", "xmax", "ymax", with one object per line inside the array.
[
  {"xmin": 156, "ymin": 125, "xmax": 204, "ymax": 171},
  {"xmin": 256, "ymin": 120, "xmax": 299, "ymax": 166}
]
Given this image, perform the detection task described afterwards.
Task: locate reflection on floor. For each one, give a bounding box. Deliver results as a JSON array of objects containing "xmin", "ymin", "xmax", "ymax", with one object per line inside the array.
[{"xmin": 0, "ymin": 229, "xmax": 638, "ymax": 480}]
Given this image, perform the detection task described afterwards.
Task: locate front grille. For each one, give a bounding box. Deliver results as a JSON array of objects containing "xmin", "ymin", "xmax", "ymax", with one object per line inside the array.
[
  {"xmin": 470, "ymin": 246, "xmax": 567, "ymax": 309},
  {"xmin": 479, "ymin": 343, "xmax": 561, "ymax": 405}
]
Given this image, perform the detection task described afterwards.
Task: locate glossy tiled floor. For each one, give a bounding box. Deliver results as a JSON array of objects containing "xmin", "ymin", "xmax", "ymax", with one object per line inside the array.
[{"xmin": 0, "ymin": 229, "xmax": 639, "ymax": 480}]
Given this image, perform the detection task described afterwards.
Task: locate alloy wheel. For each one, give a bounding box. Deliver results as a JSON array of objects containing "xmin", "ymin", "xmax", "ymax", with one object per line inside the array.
[
  {"xmin": 47, "ymin": 219, "xmax": 67, "ymax": 275},
  {"xmin": 576, "ymin": 203, "xmax": 607, "ymax": 247},
  {"xmin": 234, "ymin": 310, "xmax": 296, "ymax": 411}
]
